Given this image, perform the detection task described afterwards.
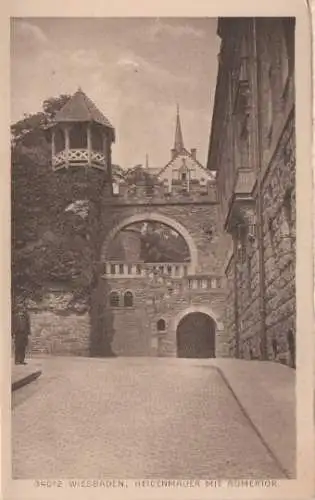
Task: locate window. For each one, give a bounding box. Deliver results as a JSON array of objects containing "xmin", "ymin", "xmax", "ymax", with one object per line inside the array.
[
  {"xmin": 110, "ymin": 264, "xmax": 116, "ymax": 275},
  {"xmin": 124, "ymin": 291, "xmax": 133, "ymax": 307},
  {"xmin": 109, "ymin": 291, "xmax": 120, "ymax": 307},
  {"xmin": 112, "ymin": 182, "xmax": 119, "ymax": 195},
  {"xmin": 181, "ymin": 172, "xmax": 187, "ymax": 181},
  {"xmin": 157, "ymin": 319, "xmax": 166, "ymax": 332},
  {"xmin": 146, "ymin": 185, "xmax": 154, "ymax": 195}
]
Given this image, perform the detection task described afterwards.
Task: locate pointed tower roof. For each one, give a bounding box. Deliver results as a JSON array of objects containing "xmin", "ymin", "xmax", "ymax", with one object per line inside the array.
[
  {"xmin": 174, "ymin": 104, "xmax": 184, "ymax": 153},
  {"xmin": 54, "ymin": 88, "xmax": 115, "ymax": 136}
]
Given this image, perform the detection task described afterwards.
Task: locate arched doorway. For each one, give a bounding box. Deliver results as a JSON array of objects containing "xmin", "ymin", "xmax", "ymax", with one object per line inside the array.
[{"xmin": 176, "ymin": 313, "xmax": 215, "ymax": 358}]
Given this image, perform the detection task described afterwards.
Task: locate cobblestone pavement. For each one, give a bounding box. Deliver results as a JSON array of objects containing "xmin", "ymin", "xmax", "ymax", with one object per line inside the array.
[{"xmin": 12, "ymin": 356, "xmax": 286, "ymax": 479}]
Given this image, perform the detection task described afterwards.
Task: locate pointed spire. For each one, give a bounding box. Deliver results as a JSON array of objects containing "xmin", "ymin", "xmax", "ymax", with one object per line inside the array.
[{"xmin": 174, "ymin": 104, "xmax": 184, "ymax": 153}]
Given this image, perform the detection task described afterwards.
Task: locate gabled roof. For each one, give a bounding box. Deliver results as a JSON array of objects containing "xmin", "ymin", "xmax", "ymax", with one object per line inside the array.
[
  {"xmin": 157, "ymin": 148, "xmax": 216, "ymax": 179},
  {"xmin": 54, "ymin": 88, "xmax": 115, "ymax": 134}
]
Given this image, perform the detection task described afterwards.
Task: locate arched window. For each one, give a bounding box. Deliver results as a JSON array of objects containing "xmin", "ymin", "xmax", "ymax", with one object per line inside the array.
[
  {"xmin": 157, "ymin": 319, "xmax": 166, "ymax": 332},
  {"xmin": 109, "ymin": 291, "xmax": 120, "ymax": 308},
  {"xmin": 124, "ymin": 291, "xmax": 133, "ymax": 307}
]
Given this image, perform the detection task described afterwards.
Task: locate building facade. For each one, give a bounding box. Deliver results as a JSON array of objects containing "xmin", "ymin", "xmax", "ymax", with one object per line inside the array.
[{"xmin": 207, "ymin": 18, "xmax": 296, "ymax": 366}]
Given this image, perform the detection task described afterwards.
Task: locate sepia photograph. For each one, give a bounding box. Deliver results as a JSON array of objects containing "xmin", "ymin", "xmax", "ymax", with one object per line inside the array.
[{"xmin": 4, "ymin": 7, "xmax": 313, "ymax": 498}]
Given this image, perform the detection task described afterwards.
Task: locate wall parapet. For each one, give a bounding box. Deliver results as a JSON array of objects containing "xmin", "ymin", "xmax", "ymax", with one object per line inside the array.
[{"xmin": 108, "ymin": 181, "xmax": 218, "ymax": 205}]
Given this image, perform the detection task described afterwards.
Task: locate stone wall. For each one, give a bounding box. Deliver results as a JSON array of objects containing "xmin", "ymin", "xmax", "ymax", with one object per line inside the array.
[
  {"xmin": 262, "ymin": 115, "xmax": 296, "ymax": 364},
  {"xmin": 30, "ymin": 311, "xmax": 90, "ymax": 356},
  {"xmin": 100, "ymin": 276, "xmax": 228, "ymax": 357},
  {"xmin": 28, "ymin": 291, "xmax": 90, "ymax": 356},
  {"xmin": 234, "ymin": 94, "xmax": 295, "ymax": 363}
]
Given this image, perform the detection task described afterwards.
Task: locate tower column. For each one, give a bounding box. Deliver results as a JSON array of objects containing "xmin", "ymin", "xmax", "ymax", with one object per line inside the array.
[
  {"xmin": 87, "ymin": 123, "xmax": 92, "ymax": 167},
  {"xmin": 103, "ymin": 133, "xmax": 108, "ymax": 170},
  {"xmin": 64, "ymin": 125, "xmax": 70, "ymax": 168}
]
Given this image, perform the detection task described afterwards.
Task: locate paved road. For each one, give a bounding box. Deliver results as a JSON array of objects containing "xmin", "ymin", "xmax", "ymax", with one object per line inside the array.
[{"xmin": 12, "ymin": 357, "xmax": 286, "ymax": 479}]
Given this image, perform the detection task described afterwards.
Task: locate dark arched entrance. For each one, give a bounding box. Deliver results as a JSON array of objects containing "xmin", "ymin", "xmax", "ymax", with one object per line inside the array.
[{"xmin": 176, "ymin": 313, "xmax": 215, "ymax": 358}]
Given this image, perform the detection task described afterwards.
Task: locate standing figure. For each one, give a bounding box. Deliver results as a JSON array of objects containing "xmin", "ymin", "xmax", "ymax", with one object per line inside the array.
[
  {"xmin": 287, "ymin": 328, "xmax": 296, "ymax": 369},
  {"xmin": 13, "ymin": 304, "xmax": 30, "ymax": 365}
]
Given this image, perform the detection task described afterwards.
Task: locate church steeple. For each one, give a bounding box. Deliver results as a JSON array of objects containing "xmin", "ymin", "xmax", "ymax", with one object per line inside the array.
[{"xmin": 174, "ymin": 104, "xmax": 184, "ymax": 153}]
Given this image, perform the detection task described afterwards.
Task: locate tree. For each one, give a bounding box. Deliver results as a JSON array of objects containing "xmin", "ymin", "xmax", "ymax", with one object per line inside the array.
[
  {"xmin": 11, "ymin": 93, "xmax": 88, "ymax": 305},
  {"xmin": 11, "ymin": 94, "xmax": 71, "ymax": 148},
  {"xmin": 124, "ymin": 165, "xmax": 158, "ymax": 186}
]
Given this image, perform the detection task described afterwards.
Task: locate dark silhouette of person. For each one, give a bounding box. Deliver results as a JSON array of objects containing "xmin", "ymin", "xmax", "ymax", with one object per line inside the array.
[
  {"xmin": 13, "ymin": 304, "xmax": 30, "ymax": 365},
  {"xmin": 287, "ymin": 328, "xmax": 296, "ymax": 369},
  {"xmin": 272, "ymin": 338, "xmax": 278, "ymax": 360}
]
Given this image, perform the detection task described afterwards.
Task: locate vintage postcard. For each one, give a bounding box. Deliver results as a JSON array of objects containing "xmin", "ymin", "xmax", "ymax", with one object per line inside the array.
[{"xmin": 1, "ymin": 0, "xmax": 314, "ymax": 499}]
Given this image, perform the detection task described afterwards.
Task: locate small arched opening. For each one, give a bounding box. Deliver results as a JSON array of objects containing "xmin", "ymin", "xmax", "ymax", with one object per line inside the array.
[
  {"xmin": 176, "ymin": 312, "xmax": 216, "ymax": 358},
  {"xmin": 157, "ymin": 318, "xmax": 166, "ymax": 332},
  {"xmin": 123, "ymin": 291, "xmax": 134, "ymax": 308},
  {"xmin": 109, "ymin": 291, "xmax": 120, "ymax": 308}
]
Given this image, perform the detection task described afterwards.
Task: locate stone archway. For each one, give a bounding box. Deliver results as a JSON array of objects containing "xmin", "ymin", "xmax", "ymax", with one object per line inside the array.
[
  {"xmin": 176, "ymin": 312, "xmax": 216, "ymax": 358},
  {"xmin": 101, "ymin": 212, "xmax": 198, "ymax": 273}
]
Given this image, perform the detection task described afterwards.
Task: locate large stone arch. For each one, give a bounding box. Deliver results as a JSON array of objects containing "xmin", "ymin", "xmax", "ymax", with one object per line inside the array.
[
  {"xmin": 172, "ymin": 305, "xmax": 224, "ymax": 332},
  {"xmin": 101, "ymin": 211, "xmax": 198, "ymax": 273},
  {"xmin": 170, "ymin": 305, "xmax": 224, "ymax": 358}
]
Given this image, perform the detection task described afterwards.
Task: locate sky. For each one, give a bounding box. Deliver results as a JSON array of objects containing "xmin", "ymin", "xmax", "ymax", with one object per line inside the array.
[{"xmin": 11, "ymin": 17, "xmax": 220, "ymax": 170}]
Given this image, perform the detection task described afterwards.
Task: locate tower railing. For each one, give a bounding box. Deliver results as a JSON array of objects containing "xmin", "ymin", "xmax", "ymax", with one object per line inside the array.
[{"xmin": 52, "ymin": 149, "xmax": 106, "ymax": 170}]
